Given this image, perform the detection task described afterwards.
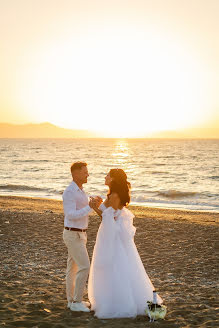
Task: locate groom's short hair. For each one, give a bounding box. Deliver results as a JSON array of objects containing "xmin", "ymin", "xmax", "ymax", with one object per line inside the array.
[{"xmin": 71, "ymin": 161, "xmax": 87, "ymax": 174}]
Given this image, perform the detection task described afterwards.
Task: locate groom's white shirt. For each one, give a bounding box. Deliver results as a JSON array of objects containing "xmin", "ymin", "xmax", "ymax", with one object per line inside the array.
[{"xmin": 62, "ymin": 181, "xmax": 92, "ymax": 229}]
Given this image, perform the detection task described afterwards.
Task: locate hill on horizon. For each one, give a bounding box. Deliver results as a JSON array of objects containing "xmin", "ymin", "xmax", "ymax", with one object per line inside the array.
[
  {"xmin": 0, "ymin": 122, "xmax": 218, "ymax": 138},
  {"xmin": 0, "ymin": 122, "xmax": 100, "ymax": 138}
]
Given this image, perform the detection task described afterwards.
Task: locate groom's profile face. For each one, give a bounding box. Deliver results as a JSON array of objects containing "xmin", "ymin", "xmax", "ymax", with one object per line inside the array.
[{"xmin": 74, "ymin": 166, "xmax": 89, "ymax": 184}]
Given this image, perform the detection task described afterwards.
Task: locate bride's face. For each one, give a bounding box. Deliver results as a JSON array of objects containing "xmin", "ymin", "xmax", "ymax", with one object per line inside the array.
[{"xmin": 105, "ymin": 172, "xmax": 112, "ymax": 186}]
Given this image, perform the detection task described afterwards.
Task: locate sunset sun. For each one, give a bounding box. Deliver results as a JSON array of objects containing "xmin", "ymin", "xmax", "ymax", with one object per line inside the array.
[{"xmin": 15, "ymin": 26, "xmax": 213, "ymax": 137}]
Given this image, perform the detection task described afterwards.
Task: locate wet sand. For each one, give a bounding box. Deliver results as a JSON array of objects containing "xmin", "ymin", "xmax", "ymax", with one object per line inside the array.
[{"xmin": 0, "ymin": 195, "xmax": 218, "ymax": 328}]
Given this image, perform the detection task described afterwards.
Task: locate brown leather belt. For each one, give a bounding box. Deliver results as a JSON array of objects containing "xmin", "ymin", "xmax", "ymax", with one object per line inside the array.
[{"xmin": 65, "ymin": 227, "xmax": 87, "ymax": 232}]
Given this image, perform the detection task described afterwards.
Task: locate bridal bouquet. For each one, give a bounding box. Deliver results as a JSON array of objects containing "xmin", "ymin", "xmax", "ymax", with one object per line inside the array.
[{"xmin": 145, "ymin": 291, "xmax": 167, "ymax": 321}]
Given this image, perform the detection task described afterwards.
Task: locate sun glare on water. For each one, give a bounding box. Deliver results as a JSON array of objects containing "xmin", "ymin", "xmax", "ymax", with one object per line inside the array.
[{"xmin": 17, "ymin": 26, "xmax": 211, "ymax": 137}]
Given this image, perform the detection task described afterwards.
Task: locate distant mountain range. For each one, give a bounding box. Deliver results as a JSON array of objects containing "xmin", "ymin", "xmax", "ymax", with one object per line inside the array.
[
  {"xmin": 0, "ymin": 122, "xmax": 100, "ymax": 138},
  {"xmin": 0, "ymin": 122, "xmax": 218, "ymax": 138}
]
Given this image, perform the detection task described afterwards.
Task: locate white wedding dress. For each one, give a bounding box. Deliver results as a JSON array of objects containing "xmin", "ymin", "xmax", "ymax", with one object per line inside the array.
[{"xmin": 88, "ymin": 206, "xmax": 162, "ymax": 319}]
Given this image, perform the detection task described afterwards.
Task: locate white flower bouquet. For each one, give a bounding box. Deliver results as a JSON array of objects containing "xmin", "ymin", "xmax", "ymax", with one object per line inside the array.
[{"xmin": 145, "ymin": 291, "xmax": 167, "ymax": 321}]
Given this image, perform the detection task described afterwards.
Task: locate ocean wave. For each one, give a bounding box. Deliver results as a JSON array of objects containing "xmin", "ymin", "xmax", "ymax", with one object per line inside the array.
[
  {"xmin": 0, "ymin": 184, "xmax": 48, "ymax": 192},
  {"xmin": 131, "ymin": 195, "xmax": 219, "ymax": 207},
  {"xmin": 131, "ymin": 197, "xmax": 219, "ymax": 212},
  {"xmin": 209, "ymin": 175, "xmax": 219, "ymax": 180},
  {"xmin": 151, "ymin": 171, "xmax": 168, "ymax": 174},
  {"xmin": 131, "ymin": 190, "xmax": 198, "ymax": 200},
  {"xmin": 22, "ymin": 168, "xmax": 45, "ymax": 172},
  {"xmin": 157, "ymin": 190, "xmax": 197, "ymax": 199},
  {"xmin": 154, "ymin": 163, "xmax": 166, "ymax": 166},
  {"xmin": 13, "ymin": 159, "xmax": 49, "ymax": 163},
  {"xmin": 0, "ymin": 184, "xmax": 62, "ymax": 194}
]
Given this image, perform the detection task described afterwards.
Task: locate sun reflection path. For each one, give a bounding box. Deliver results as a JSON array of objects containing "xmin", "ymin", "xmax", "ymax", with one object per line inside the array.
[{"xmin": 111, "ymin": 140, "xmax": 134, "ymax": 172}]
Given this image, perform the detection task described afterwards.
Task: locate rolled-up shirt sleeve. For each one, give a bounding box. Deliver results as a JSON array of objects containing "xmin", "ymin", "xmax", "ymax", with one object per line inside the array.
[{"xmin": 63, "ymin": 190, "xmax": 92, "ymax": 221}]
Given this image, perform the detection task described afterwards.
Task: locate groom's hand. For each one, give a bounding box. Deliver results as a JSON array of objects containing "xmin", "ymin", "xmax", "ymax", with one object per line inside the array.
[
  {"xmin": 89, "ymin": 196, "xmax": 102, "ymax": 209},
  {"xmin": 94, "ymin": 196, "xmax": 103, "ymax": 208},
  {"xmin": 89, "ymin": 198, "xmax": 96, "ymax": 209}
]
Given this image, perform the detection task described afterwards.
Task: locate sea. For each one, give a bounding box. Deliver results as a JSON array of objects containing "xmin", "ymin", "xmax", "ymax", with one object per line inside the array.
[{"xmin": 0, "ymin": 138, "xmax": 218, "ymax": 212}]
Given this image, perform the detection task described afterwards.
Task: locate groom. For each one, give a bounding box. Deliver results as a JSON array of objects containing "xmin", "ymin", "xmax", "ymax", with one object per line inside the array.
[{"xmin": 62, "ymin": 161, "xmax": 102, "ymax": 312}]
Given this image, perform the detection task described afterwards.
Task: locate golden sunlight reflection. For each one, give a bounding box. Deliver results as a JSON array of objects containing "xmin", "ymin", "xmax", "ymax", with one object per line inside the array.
[{"xmin": 112, "ymin": 139, "xmax": 130, "ymax": 166}]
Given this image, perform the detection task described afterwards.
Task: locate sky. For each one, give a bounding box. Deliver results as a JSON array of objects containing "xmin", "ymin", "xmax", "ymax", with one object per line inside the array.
[{"xmin": 0, "ymin": 0, "xmax": 218, "ymax": 137}]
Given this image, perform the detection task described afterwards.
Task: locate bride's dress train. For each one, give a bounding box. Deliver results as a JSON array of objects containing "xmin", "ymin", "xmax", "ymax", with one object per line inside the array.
[{"xmin": 88, "ymin": 206, "xmax": 162, "ymax": 319}]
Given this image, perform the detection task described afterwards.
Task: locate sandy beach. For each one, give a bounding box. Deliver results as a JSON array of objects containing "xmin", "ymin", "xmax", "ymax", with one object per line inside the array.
[{"xmin": 0, "ymin": 195, "xmax": 218, "ymax": 328}]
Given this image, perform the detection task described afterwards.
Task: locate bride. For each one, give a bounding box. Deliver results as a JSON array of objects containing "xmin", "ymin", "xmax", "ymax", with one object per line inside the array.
[{"xmin": 88, "ymin": 170, "xmax": 162, "ymax": 319}]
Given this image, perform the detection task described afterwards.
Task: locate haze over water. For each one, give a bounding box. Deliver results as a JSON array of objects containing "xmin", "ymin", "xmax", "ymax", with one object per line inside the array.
[{"xmin": 0, "ymin": 138, "xmax": 218, "ymax": 212}]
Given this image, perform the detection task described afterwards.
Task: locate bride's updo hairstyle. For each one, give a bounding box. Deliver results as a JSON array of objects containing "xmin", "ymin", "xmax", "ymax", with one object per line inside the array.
[
  {"xmin": 109, "ymin": 179, "xmax": 131, "ymax": 207},
  {"xmin": 109, "ymin": 169, "xmax": 131, "ymax": 189}
]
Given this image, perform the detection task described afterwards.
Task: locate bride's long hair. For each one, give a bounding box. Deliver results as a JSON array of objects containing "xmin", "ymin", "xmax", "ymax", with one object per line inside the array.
[
  {"xmin": 109, "ymin": 168, "xmax": 131, "ymax": 189},
  {"xmin": 108, "ymin": 169, "xmax": 131, "ymax": 206}
]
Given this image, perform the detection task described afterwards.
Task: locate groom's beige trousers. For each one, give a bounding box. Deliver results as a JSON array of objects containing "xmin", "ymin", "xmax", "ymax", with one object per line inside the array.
[{"xmin": 63, "ymin": 229, "xmax": 90, "ymax": 303}]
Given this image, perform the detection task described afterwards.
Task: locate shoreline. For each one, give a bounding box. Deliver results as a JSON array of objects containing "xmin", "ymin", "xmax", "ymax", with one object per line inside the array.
[{"xmin": 0, "ymin": 194, "xmax": 219, "ymax": 217}]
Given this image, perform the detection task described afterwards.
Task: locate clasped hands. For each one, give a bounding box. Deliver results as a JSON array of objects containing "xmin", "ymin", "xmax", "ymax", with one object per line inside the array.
[
  {"xmin": 89, "ymin": 193, "xmax": 121, "ymax": 211},
  {"xmin": 89, "ymin": 196, "xmax": 103, "ymax": 209}
]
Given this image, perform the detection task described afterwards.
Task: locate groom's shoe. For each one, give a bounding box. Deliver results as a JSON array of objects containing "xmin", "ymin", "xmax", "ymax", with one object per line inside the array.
[
  {"xmin": 67, "ymin": 301, "xmax": 90, "ymax": 309},
  {"xmin": 82, "ymin": 301, "xmax": 90, "ymax": 307},
  {"xmin": 70, "ymin": 302, "xmax": 90, "ymax": 312}
]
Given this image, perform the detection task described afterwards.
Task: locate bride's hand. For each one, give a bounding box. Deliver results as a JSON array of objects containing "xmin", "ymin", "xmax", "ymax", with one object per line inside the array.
[
  {"xmin": 95, "ymin": 196, "xmax": 103, "ymax": 208},
  {"xmin": 89, "ymin": 196, "xmax": 103, "ymax": 209},
  {"xmin": 108, "ymin": 192, "xmax": 120, "ymax": 210}
]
